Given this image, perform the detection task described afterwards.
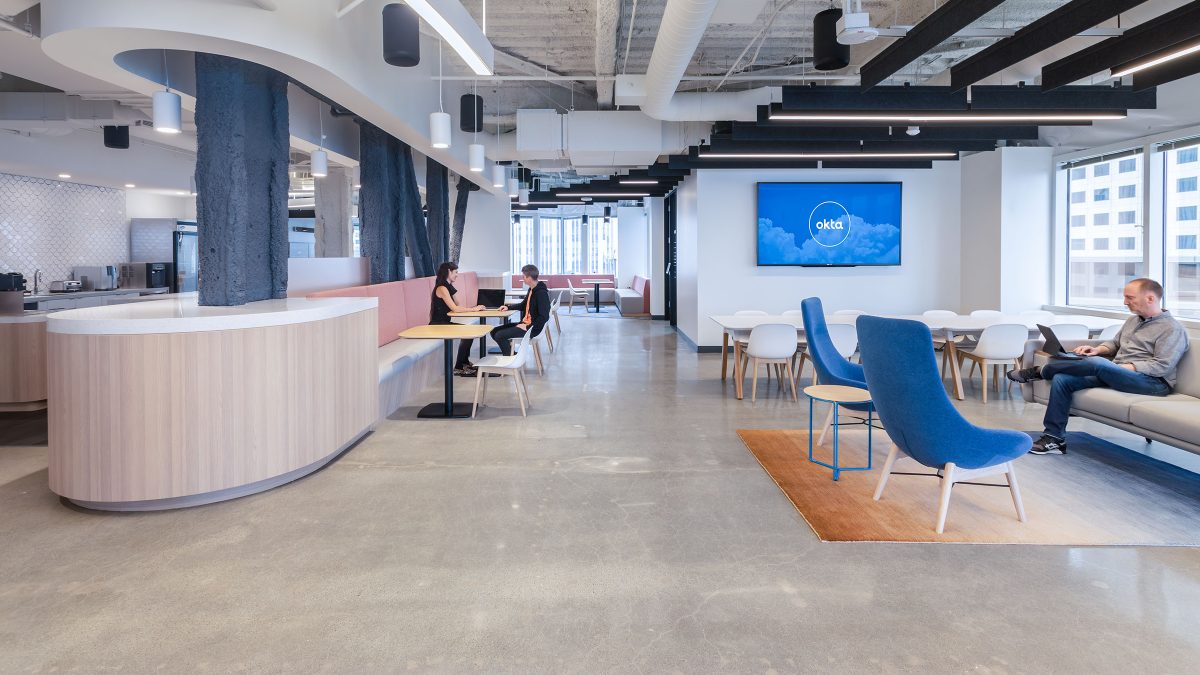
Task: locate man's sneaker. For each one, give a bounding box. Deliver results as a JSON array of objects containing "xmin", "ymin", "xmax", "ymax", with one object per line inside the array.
[
  {"xmin": 1030, "ymin": 434, "xmax": 1067, "ymax": 455},
  {"xmin": 1006, "ymin": 366, "xmax": 1043, "ymax": 384},
  {"xmin": 454, "ymin": 366, "xmax": 478, "ymax": 377}
]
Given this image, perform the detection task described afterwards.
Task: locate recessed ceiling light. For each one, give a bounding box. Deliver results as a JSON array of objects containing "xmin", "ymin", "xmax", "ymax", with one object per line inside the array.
[
  {"xmin": 698, "ymin": 151, "xmax": 958, "ymax": 159},
  {"xmin": 58, "ymin": 173, "xmax": 71, "ymax": 179},
  {"xmin": 125, "ymin": 183, "xmax": 136, "ymax": 188}
]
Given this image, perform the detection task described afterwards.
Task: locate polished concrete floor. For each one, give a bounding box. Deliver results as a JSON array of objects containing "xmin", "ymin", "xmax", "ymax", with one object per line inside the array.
[{"xmin": 2, "ymin": 312, "xmax": 1199, "ymax": 672}]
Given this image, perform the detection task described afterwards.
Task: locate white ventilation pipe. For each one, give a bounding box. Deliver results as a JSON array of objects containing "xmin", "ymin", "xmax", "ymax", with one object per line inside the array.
[{"xmin": 639, "ymin": 0, "xmax": 774, "ymax": 121}]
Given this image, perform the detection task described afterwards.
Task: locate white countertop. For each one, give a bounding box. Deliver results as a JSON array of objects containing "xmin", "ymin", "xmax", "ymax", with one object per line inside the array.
[{"xmin": 48, "ymin": 295, "xmax": 379, "ymax": 335}]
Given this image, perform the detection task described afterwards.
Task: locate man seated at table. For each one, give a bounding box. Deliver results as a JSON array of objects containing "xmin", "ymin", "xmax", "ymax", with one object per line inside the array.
[
  {"xmin": 491, "ymin": 264, "xmax": 550, "ymax": 356},
  {"xmin": 1007, "ymin": 278, "xmax": 1189, "ymax": 455}
]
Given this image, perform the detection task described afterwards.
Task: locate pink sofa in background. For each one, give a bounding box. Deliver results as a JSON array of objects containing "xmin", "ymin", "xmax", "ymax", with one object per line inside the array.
[
  {"xmin": 310, "ymin": 272, "xmax": 479, "ymax": 418},
  {"xmin": 616, "ymin": 276, "xmax": 650, "ymax": 316}
]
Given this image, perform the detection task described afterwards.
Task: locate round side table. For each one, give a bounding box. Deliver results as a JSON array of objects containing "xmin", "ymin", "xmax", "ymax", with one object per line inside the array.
[{"xmin": 803, "ymin": 384, "xmax": 874, "ymax": 481}]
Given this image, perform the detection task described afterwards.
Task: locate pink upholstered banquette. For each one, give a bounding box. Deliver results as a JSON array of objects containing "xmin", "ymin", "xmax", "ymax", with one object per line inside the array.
[{"xmin": 309, "ymin": 272, "xmax": 479, "ymax": 347}]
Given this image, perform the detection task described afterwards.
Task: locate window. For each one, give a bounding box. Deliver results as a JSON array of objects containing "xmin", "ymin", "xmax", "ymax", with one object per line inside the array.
[
  {"xmin": 1093, "ymin": 238, "xmax": 1110, "ymax": 250},
  {"xmin": 538, "ymin": 217, "xmax": 563, "ymax": 273},
  {"xmin": 1064, "ymin": 152, "xmax": 1144, "ymax": 309},
  {"xmin": 1118, "ymin": 237, "xmax": 1136, "ymax": 250},
  {"xmin": 1093, "ymin": 213, "xmax": 1109, "ymax": 226},
  {"xmin": 588, "ymin": 217, "xmax": 618, "ymax": 275},
  {"xmin": 1179, "ymin": 235, "xmax": 1198, "ymax": 249},
  {"xmin": 1178, "ymin": 206, "xmax": 1198, "ymax": 221},
  {"xmin": 1119, "ymin": 211, "xmax": 1137, "ymax": 225},
  {"xmin": 563, "ymin": 218, "xmax": 583, "ymax": 274},
  {"xmin": 1070, "ymin": 167, "xmax": 1086, "ymax": 179},
  {"xmin": 1093, "ymin": 164, "xmax": 1110, "ymax": 177},
  {"xmin": 1070, "ymin": 215, "xmax": 1085, "ymax": 227},
  {"xmin": 1118, "ymin": 184, "xmax": 1137, "ymax": 199},
  {"xmin": 513, "ymin": 212, "xmax": 618, "ymax": 276},
  {"xmin": 1070, "ymin": 239, "xmax": 1085, "ymax": 250},
  {"xmin": 1119, "ymin": 158, "xmax": 1137, "ymax": 173},
  {"xmin": 1070, "ymin": 191, "xmax": 1085, "ymax": 204},
  {"xmin": 1178, "ymin": 177, "xmax": 1197, "ymax": 192},
  {"xmin": 511, "ymin": 215, "xmax": 535, "ymax": 272},
  {"xmin": 1178, "ymin": 147, "xmax": 1198, "ymax": 163},
  {"xmin": 1162, "ymin": 141, "xmax": 1200, "ymax": 317},
  {"xmin": 1093, "ymin": 188, "xmax": 1109, "ymax": 201}
]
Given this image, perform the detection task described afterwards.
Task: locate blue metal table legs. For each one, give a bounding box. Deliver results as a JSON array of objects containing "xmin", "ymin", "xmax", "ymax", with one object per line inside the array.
[{"xmin": 807, "ymin": 398, "xmax": 874, "ymax": 481}]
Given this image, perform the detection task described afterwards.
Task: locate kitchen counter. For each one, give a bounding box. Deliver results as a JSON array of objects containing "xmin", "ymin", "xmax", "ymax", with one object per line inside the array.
[
  {"xmin": 0, "ymin": 310, "xmax": 51, "ymax": 324},
  {"xmin": 22, "ymin": 287, "xmax": 169, "ymax": 310},
  {"xmin": 46, "ymin": 295, "xmax": 379, "ymax": 511}
]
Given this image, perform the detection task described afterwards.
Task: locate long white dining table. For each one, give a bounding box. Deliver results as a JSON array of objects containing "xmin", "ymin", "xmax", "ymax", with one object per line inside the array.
[{"xmin": 709, "ymin": 313, "xmax": 1124, "ymax": 401}]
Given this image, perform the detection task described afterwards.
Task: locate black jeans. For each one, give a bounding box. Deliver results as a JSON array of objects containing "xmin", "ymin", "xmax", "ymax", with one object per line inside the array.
[
  {"xmin": 454, "ymin": 338, "xmax": 475, "ymax": 369},
  {"xmin": 490, "ymin": 322, "xmax": 529, "ymax": 356}
]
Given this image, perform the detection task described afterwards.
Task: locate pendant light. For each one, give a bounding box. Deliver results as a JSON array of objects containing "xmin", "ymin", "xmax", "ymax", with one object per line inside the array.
[
  {"xmin": 153, "ymin": 50, "xmax": 182, "ymax": 135},
  {"xmin": 468, "ymin": 144, "xmax": 486, "ymax": 172},
  {"xmin": 311, "ymin": 99, "xmax": 328, "ymax": 178},
  {"xmin": 467, "ymin": 80, "xmax": 485, "ymax": 171},
  {"xmin": 429, "ymin": 40, "xmax": 452, "ymax": 149},
  {"xmin": 813, "ymin": 7, "xmax": 850, "ymax": 71},
  {"xmin": 507, "ymin": 176, "xmax": 519, "ymax": 198},
  {"xmin": 518, "ymin": 187, "xmax": 530, "ymax": 205},
  {"xmin": 492, "ymin": 164, "xmax": 506, "ymax": 188}
]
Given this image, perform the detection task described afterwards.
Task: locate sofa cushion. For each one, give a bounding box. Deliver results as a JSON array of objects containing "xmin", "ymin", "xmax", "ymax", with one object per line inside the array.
[
  {"xmin": 378, "ymin": 337, "xmax": 439, "ymax": 381},
  {"xmin": 403, "ymin": 277, "xmax": 434, "ymax": 328},
  {"xmin": 1171, "ymin": 346, "xmax": 1199, "ymax": 399},
  {"xmin": 1128, "ymin": 398, "xmax": 1200, "ymax": 445},
  {"xmin": 1069, "ymin": 388, "xmax": 1155, "ymax": 423},
  {"xmin": 309, "ymin": 280, "xmax": 408, "ymax": 347}
]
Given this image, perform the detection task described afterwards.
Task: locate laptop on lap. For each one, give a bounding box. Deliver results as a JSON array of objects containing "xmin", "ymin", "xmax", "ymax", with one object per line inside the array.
[{"xmin": 1037, "ymin": 324, "xmax": 1085, "ymax": 360}]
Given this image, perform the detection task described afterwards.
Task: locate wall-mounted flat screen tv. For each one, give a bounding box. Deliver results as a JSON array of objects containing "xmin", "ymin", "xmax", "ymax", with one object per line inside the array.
[{"xmin": 757, "ymin": 182, "xmax": 902, "ymax": 266}]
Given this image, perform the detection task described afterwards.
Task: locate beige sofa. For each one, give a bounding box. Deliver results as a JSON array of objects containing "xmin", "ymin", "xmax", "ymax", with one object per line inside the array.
[{"xmin": 1020, "ymin": 337, "xmax": 1200, "ymax": 455}]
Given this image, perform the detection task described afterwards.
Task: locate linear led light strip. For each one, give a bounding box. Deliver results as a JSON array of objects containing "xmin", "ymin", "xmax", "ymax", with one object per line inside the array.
[
  {"xmin": 698, "ymin": 151, "xmax": 958, "ymax": 159},
  {"xmin": 555, "ymin": 192, "xmax": 652, "ymax": 197},
  {"xmin": 405, "ymin": 0, "xmax": 492, "ymax": 76},
  {"xmin": 1111, "ymin": 41, "xmax": 1200, "ymax": 78},
  {"xmin": 619, "ymin": 179, "xmax": 659, "ymax": 184},
  {"xmin": 768, "ymin": 112, "xmax": 1126, "ymax": 122}
]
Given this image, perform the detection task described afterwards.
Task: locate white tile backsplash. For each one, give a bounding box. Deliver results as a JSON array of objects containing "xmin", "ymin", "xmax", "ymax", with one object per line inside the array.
[{"xmin": 0, "ymin": 172, "xmax": 128, "ymax": 286}]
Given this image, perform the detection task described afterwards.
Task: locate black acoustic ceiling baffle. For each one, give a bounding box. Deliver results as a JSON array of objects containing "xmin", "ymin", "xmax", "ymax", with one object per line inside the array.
[
  {"xmin": 102, "ymin": 125, "xmax": 129, "ymax": 149},
  {"xmin": 382, "ymin": 3, "xmax": 420, "ymax": 67},
  {"xmin": 812, "ymin": 8, "xmax": 849, "ymax": 71},
  {"xmin": 460, "ymin": 94, "xmax": 483, "ymax": 132}
]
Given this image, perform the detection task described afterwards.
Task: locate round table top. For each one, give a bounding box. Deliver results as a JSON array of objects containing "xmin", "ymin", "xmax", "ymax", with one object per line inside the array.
[
  {"xmin": 803, "ymin": 384, "xmax": 872, "ymax": 404},
  {"xmin": 399, "ymin": 324, "xmax": 494, "ymax": 339}
]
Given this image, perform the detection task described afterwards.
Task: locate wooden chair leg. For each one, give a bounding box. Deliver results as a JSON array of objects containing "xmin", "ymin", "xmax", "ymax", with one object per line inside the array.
[
  {"xmin": 936, "ymin": 462, "xmax": 957, "ymax": 534},
  {"xmin": 513, "ymin": 372, "xmax": 527, "ymax": 417},
  {"xmin": 980, "ymin": 360, "xmax": 988, "ymax": 404},
  {"xmin": 553, "ymin": 311, "xmax": 561, "ymax": 335},
  {"xmin": 721, "ymin": 332, "xmax": 730, "ymax": 381},
  {"xmin": 1007, "ymin": 462, "xmax": 1027, "ymax": 523},
  {"xmin": 818, "ymin": 406, "xmax": 835, "ymax": 446},
  {"xmin": 519, "ymin": 370, "xmax": 531, "ymax": 408},
  {"xmin": 785, "ymin": 360, "xmax": 798, "ymax": 402},
  {"xmin": 873, "ymin": 445, "xmax": 900, "ymax": 500},
  {"xmin": 545, "ymin": 329, "xmax": 555, "ymax": 353},
  {"xmin": 471, "ymin": 370, "xmax": 484, "ymax": 418},
  {"xmin": 533, "ymin": 343, "xmax": 545, "ymax": 375},
  {"xmin": 751, "ymin": 358, "xmax": 760, "ymax": 402}
]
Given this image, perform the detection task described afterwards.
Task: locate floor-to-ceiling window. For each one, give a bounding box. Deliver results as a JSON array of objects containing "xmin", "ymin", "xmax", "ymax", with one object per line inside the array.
[
  {"xmin": 1161, "ymin": 140, "xmax": 1200, "ymax": 317},
  {"xmin": 1063, "ymin": 151, "xmax": 1145, "ymax": 309},
  {"xmin": 511, "ymin": 211, "xmax": 618, "ymax": 276},
  {"xmin": 511, "ymin": 214, "xmax": 535, "ymax": 271}
]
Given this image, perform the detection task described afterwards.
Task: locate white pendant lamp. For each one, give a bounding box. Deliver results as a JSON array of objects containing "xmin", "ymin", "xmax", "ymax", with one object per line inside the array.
[
  {"xmin": 311, "ymin": 100, "xmax": 329, "ymax": 177},
  {"xmin": 507, "ymin": 177, "xmax": 519, "ymax": 198},
  {"xmin": 468, "ymin": 143, "xmax": 485, "ymax": 172},
  {"xmin": 492, "ymin": 164, "xmax": 506, "ymax": 188},
  {"xmin": 518, "ymin": 187, "xmax": 530, "ymax": 205},
  {"xmin": 153, "ymin": 51, "xmax": 182, "ymax": 135},
  {"xmin": 430, "ymin": 111, "xmax": 451, "ymax": 149}
]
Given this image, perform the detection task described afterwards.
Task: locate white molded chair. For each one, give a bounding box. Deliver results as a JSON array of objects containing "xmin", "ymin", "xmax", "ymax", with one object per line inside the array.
[
  {"xmin": 833, "ymin": 309, "xmax": 866, "ymax": 316},
  {"xmin": 969, "ymin": 309, "xmax": 1003, "ymax": 318},
  {"xmin": 528, "ymin": 328, "xmax": 550, "ymax": 375},
  {"xmin": 923, "ymin": 310, "xmax": 958, "ymax": 318},
  {"xmin": 550, "ymin": 296, "xmax": 563, "ymax": 337},
  {"xmin": 782, "ymin": 309, "xmax": 809, "ymax": 380},
  {"xmin": 472, "ymin": 330, "xmax": 532, "ymax": 418},
  {"xmin": 1048, "ymin": 323, "xmax": 1089, "ymax": 341},
  {"xmin": 922, "ymin": 310, "xmax": 960, "ymax": 377},
  {"xmin": 956, "ymin": 323, "xmax": 1029, "ymax": 403},
  {"xmin": 564, "ymin": 280, "xmax": 589, "ymax": 313},
  {"xmin": 743, "ymin": 324, "xmax": 799, "ymax": 402},
  {"xmin": 1098, "ymin": 323, "xmax": 1122, "ymax": 341}
]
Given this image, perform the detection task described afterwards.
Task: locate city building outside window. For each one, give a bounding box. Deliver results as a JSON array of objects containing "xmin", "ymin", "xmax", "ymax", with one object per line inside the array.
[
  {"xmin": 1093, "ymin": 164, "xmax": 1110, "ymax": 177},
  {"xmin": 1094, "ymin": 238, "xmax": 1110, "ymax": 250},
  {"xmin": 1178, "ymin": 147, "xmax": 1198, "ymax": 164},
  {"xmin": 1118, "ymin": 184, "xmax": 1137, "ymax": 199},
  {"xmin": 1070, "ymin": 215, "xmax": 1085, "ymax": 227},
  {"xmin": 1094, "ymin": 213, "xmax": 1109, "ymax": 226},
  {"xmin": 1118, "ymin": 211, "xmax": 1137, "ymax": 225},
  {"xmin": 1178, "ymin": 176, "xmax": 1197, "ymax": 192},
  {"xmin": 1093, "ymin": 188, "xmax": 1109, "ymax": 201},
  {"xmin": 1119, "ymin": 158, "xmax": 1137, "ymax": 173},
  {"xmin": 1177, "ymin": 235, "xmax": 1198, "ymax": 249},
  {"xmin": 1063, "ymin": 151, "xmax": 1143, "ymax": 309},
  {"xmin": 1070, "ymin": 191, "xmax": 1085, "ymax": 204},
  {"xmin": 1118, "ymin": 237, "xmax": 1136, "ymax": 250},
  {"xmin": 1071, "ymin": 238, "xmax": 1085, "ymax": 251}
]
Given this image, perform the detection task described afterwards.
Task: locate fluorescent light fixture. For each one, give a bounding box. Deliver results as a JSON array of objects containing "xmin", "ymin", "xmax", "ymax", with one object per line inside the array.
[
  {"xmin": 310, "ymin": 149, "xmax": 328, "ymax": 178},
  {"xmin": 1111, "ymin": 39, "xmax": 1200, "ymax": 78},
  {"xmin": 619, "ymin": 179, "xmax": 659, "ymax": 184},
  {"xmin": 152, "ymin": 90, "xmax": 182, "ymax": 134},
  {"xmin": 520, "ymin": 201, "xmax": 588, "ymax": 206},
  {"xmin": 403, "ymin": 0, "xmax": 495, "ymax": 76},
  {"xmin": 769, "ymin": 111, "xmax": 1126, "ymax": 123},
  {"xmin": 430, "ymin": 111, "xmax": 452, "ymax": 148},
  {"xmin": 698, "ymin": 151, "xmax": 958, "ymax": 159},
  {"xmin": 492, "ymin": 164, "xmax": 506, "ymax": 188},
  {"xmin": 125, "ymin": 183, "xmax": 136, "ymax": 188},
  {"xmin": 58, "ymin": 173, "xmax": 71, "ymax": 179},
  {"xmin": 555, "ymin": 192, "xmax": 651, "ymax": 197},
  {"xmin": 468, "ymin": 143, "xmax": 486, "ymax": 172}
]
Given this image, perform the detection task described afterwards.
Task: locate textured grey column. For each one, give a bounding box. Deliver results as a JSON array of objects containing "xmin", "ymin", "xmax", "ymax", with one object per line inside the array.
[
  {"xmin": 194, "ymin": 53, "xmax": 290, "ymax": 305},
  {"xmin": 315, "ymin": 166, "xmax": 353, "ymax": 258},
  {"xmin": 397, "ymin": 140, "xmax": 435, "ymax": 277},
  {"xmin": 449, "ymin": 177, "xmax": 477, "ymax": 265},
  {"xmin": 358, "ymin": 122, "xmax": 402, "ymax": 283},
  {"xmin": 425, "ymin": 156, "xmax": 449, "ymax": 263}
]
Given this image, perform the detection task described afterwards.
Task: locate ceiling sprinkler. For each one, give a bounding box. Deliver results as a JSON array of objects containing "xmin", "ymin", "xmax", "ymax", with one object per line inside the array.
[{"xmin": 906, "ymin": 126, "xmax": 921, "ymax": 137}]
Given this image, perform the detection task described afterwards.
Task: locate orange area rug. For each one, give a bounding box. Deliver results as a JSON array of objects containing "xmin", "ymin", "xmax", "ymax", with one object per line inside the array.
[{"xmin": 737, "ymin": 428, "xmax": 1200, "ymax": 545}]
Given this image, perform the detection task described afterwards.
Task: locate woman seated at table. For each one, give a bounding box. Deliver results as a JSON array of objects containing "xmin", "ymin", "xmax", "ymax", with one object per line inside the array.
[{"xmin": 430, "ymin": 262, "xmax": 486, "ymax": 377}]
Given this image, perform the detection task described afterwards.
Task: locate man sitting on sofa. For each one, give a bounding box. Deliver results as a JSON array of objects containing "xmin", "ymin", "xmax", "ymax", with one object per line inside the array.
[
  {"xmin": 1007, "ymin": 278, "xmax": 1189, "ymax": 455},
  {"xmin": 490, "ymin": 264, "xmax": 550, "ymax": 358}
]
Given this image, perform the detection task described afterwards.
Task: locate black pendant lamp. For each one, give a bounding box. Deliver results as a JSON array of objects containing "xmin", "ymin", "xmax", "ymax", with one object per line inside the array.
[
  {"xmin": 382, "ymin": 3, "xmax": 420, "ymax": 67},
  {"xmin": 813, "ymin": 8, "xmax": 849, "ymax": 71},
  {"xmin": 103, "ymin": 125, "xmax": 130, "ymax": 149},
  {"xmin": 460, "ymin": 94, "xmax": 484, "ymax": 132}
]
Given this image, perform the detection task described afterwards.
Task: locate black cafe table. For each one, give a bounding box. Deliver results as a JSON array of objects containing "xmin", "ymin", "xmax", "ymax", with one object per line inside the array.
[
  {"xmin": 398, "ymin": 323, "xmax": 494, "ymax": 418},
  {"xmin": 581, "ymin": 278, "xmax": 613, "ymax": 313}
]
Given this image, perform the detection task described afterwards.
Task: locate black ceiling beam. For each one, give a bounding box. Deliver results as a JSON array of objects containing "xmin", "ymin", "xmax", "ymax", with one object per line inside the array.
[
  {"xmin": 730, "ymin": 122, "xmax": 1040, "ymax": 142},
  {"xmin": 859, "ymin": 0, "xmax": 1008, "ymax": 91},
  {"xmin": 781, "ymin": 85, "xmax": 967, "ymax": 110},
  {"xmin": 1040, "ymin": 1, "xmax": 1200, "ymax": 90},
  {"xmin": 1131, "ymin": 50, "xmax": 1200, "ymax": 91},
  {"xmin": 949, "ymin": 0, "xmax": 1152, "ymax": 92},
  {"xmin": 969, "ymin": 84, "xmax": 1156, "ymax": 109}
]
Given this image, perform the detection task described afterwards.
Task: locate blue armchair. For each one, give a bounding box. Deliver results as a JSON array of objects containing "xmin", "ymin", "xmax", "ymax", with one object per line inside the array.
[
  {"xmin": 856, "ymin": 315, "xmax": 1031, "ymax": 534},
  {"xmin": 801, "ymin": 298, "xmax": 873, "ymax": 443}
]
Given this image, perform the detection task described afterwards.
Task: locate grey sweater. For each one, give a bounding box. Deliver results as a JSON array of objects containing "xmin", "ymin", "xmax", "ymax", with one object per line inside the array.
[{"xmin": 1100, "ymin": 311, "xmax": 1190, "ymax": 387}]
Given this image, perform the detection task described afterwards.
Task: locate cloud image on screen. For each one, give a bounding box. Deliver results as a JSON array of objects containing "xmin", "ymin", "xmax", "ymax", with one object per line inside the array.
[{"xmin": 757, "ymin": 182, "xmax": 902, "ymax": 266}]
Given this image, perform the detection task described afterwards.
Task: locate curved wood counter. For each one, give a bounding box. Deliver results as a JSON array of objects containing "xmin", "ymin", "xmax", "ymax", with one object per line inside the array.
[
  {"xmin": 46, "ymin": 296, "xmax": 379, "ymax": 511},
  {"xmin": 0, "ymin": 312, "xmax": 49, "ymax": 412}
]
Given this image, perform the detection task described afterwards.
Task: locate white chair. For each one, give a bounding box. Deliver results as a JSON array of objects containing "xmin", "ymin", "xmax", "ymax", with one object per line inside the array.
[
  {"xmin": 955, "ymin": 323, "xmax": 1029, "ymax": 403},
  {"xmin": 564, "ymin": 280, "xmax": 589, "ymax": 314},
  {"xmin": 1048, "ymin": 323, "xmax": 1089, "ymax": 341},
  {"xmin": 550, "ymin": 296, "xmax": 563, "ymax": 337},
  {"xmin": 528, "ymin": 328, "xmax": 551, "ymax": 375},
  {"xmin": 724, "ymin": 310, "xmax": 768, "ymax": 381},
  {"xmin": 923, "ymin": 310, "xmax": 960, "ymax": 378},
  {"xmin": 743, "ymin": 324, "xmax": 799, "ymax": 402},
  {"xmin": 782, "ymin": 309, "xmax": 809, "ymax": 381},
  {"xmin": 472, "ymin": 330, "xmax": 532, "ymax": 418},
  {"xmin": 795, "ymin": 322, "xmax": 858, "ymax": 387},
  {"xmin": 923, "ymin": 310, "xmax": 958, "ymax": 318},
  {"xmin": 969, "ymin": 309, "xmax": 1003, "ymax": 318},
  {"xmin": 833, "ymin": 309, "xmax": 866, "ymax": 316},
  {"xmin": 1098, "ymin": 323, "xmax": 1122, "ymax": 341}
]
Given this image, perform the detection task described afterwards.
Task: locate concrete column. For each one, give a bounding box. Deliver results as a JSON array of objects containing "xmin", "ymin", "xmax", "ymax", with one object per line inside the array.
[{"xmin": 315, "ymin": 166, "xmax": 353, "ymax": 258}]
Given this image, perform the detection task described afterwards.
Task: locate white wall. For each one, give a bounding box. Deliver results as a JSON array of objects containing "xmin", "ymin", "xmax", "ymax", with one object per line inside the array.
[
  {"xmin": 125, "ymin": 191, "xmax": 195, "ymax": 220},
  {"xmin": 960, "ymin": 152, "xmax": 1004, "ymax": 312},
  {"xmin": 676, "ymin": 164, "xmax": 964, "ymax": 348},
  {"xmin": 458, "ymin": 188, "xmax": 512, "ymax": 275},
  {"xmin": 616, "ymin": 205, "xmax": 649, "ymax": 287},
  {"xmin": 648, "ymin": 196, "xmax": 665, "ymax": 317}
]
